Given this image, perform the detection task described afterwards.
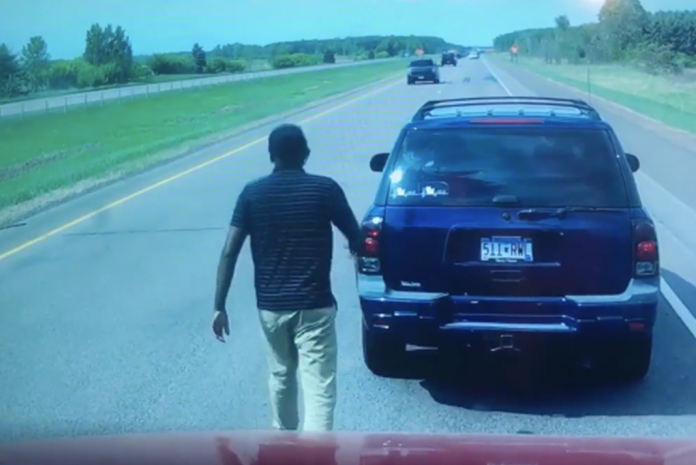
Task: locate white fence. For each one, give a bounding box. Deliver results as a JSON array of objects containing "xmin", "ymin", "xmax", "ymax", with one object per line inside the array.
[{"xmin": 0, "ymin": 58, "xmax": 404, "ymax": 120}]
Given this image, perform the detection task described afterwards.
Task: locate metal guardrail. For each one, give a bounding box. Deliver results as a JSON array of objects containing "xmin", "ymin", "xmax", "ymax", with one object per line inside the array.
[{"xmin": 0, "ymin": 58, "xmax": 404, "ymax": 120}]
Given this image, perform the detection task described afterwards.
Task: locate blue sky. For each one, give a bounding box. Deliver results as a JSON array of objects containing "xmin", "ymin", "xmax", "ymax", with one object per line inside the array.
[{"xmin": 0, "ymin": 0, "xmax": 691, "ymax": 59}]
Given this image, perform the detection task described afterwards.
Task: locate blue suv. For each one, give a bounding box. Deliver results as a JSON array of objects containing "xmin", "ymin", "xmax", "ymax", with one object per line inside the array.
[{"xmin": 357, "ymin": 97, "xmax": 659, "ymax": 383}]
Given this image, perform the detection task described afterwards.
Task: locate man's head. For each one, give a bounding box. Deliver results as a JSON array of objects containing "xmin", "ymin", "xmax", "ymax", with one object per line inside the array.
[{"xmin": 268, "ymin": 124, "xmax": 310, "ymax": 169}]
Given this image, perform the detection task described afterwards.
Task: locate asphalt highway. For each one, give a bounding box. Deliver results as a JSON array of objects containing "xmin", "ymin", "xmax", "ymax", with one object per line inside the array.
[{"xmin": 2, "ymin": 57, "xmax": 696, "ymax": 442}]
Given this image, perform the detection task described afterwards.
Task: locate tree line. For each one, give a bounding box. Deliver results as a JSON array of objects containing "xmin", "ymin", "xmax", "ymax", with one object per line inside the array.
[
  {"xmin": 0, "ymin": 27, "xmax": 461, "ymax": 99},
  {"xmin": 493, "ymin": 0, "xmax": 696, "ymax": 75}
]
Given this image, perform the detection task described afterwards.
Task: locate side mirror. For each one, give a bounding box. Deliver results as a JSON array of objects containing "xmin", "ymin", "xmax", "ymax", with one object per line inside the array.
[
  {"xmin": 370, "ymin": 153, "xmax": 389, "ymax": 172},
  {"xmin": 626, "ymin": 153, "xmax": 640, "ymax": 172}
]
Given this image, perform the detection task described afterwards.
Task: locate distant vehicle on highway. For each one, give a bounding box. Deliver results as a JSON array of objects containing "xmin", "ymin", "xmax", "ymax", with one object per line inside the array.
[
  {"xmin": 468, "ymin": 50, "xmax": 480, "ymax": 59},
  {"xmin": 441, "ymin": 52, "xmax": 457, "ymax": 66},
  {"xmin": 357, "ymin": 96, "xmax": 658, "ymax": 384},
  {"xmin": 407, "ymin": 59, "xmax": 440, "ymax": 85}
]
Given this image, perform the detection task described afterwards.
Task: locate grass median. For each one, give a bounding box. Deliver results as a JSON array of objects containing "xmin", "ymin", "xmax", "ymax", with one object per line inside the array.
[
  {"xmin": 0, "ymin": 59, "xmax": 405, "ymax": 215},
  {"xmin": 0, "ymin": 60, "xmax": 275, "ymax": 104},
  {"xmin": 492, "ymin": 54, "xmax": 696, "ymax": 135}
]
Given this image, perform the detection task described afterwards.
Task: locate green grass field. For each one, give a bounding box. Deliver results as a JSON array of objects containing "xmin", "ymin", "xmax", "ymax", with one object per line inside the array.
[
  {"xmin": 0, "ymin": 73, "xmax": 233, "ymax": 105},
  {"xmin": 0, "ymin": 59, "xmax": 276, "ymax": 105},
  {"xmin": 0, "ymin": 60, "xmax": 405, "ymax": 213},
  {"xmin": 0, "ymin": 58, "xmax": 372, "ymax": 104},
  {"xmin": 491, "ymin": 54, "xmax": 696, "ymax": 135}
]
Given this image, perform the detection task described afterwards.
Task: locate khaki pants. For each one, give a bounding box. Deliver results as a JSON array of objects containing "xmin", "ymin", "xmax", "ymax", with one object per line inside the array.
[{"xmin": 257, "ymin": 305, "xmax": 337, "ymax": 432}]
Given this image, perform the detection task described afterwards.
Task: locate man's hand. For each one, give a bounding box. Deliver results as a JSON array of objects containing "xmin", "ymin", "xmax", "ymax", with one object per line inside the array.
[
  {"xmin": 212, "ymin": 226, "xmax": 247, "ymax": 344},
  {"xmin": 212, "ymin": 311, "xmax": 230, "ymax": 342}
]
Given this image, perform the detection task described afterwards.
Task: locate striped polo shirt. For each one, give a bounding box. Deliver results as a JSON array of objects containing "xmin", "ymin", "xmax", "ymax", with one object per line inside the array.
[{"xmin": 230, "ymin": 168, "xmax": 362, "ymax": 312}]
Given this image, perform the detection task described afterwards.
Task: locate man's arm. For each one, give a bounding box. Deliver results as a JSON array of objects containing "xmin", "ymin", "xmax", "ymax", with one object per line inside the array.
[
  {"xmin": 214, "ymin": 188, "xmax": 250, "ymax": 312},
  {"xmin": 328, "ymin": 181, "xmax": 362, "ymax": 255},
  {"xmin": 214, "ymin": 226, "xmax": 248, "ymax": 312}
]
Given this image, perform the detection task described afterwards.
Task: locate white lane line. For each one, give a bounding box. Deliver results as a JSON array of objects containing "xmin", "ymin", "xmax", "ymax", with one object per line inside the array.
[
  {"xmin": 483, "ymin": 58, "xmax": 513, "ymax": 96},
  {"xmin": 482, "ymin": 57, "xmax": 696, "ymax": 340},
  {"xmin": 661, "ymin": 277, "xmax": 696, "ymax": 338}
]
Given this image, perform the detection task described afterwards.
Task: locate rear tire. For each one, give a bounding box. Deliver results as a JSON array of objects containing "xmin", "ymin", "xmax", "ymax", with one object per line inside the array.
[
  {"xmin": 362, "ymin": 323, "xmax": 406, "ymax": 377},
  {"xmin": 407, "ymin": 77, "xmax": 413, "ymax": 85},
  {"xmin": 606, "ymin": 334, "xmax": 653, "ymax": 383},
  {"xmin": 433, "ymin": 78, "xmax": 440, "ymax": 84}
]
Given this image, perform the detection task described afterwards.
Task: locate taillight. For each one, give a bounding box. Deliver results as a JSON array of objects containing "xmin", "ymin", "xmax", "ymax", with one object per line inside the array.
[
  {"xmin": 363, "ymin": 229, "xmax": 379, "ymax": 255},
  {"xmin": 358, "ymin": 214, "xmax": 383, "ymax": 274},
  {"xmin": 632, "ymin": 220, "xmax": 659, "ymax": 277}
]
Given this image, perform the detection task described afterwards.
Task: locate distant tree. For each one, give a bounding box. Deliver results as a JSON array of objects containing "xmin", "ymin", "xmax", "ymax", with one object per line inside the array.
[
  {"xmin": 208, "ymin": 57, "xmax": 227, "ymax": 73},
  {"xmin": 376, "ymin": 38, "xmax": 399, "ymax": 57},
  {"xmin": 270, "ymin": 53, "xmax": 321, "ymax": 69},
  {"xmin": 192, "ymin": 43, "xmax": 207, "ymax": 73},
  {"xmin": 323, "ymin": 49, "xmax": 336, "ymax": 64},
  {"xmin": 554, "ymin": 15, "xmax": 570, "ymax": 31},
  {"xmin": 368, "ymin": 50, "xmax": 375, "ymax": 59},
  {"xmin": 83, "ymin": 23, "xmax": 133, "ymax": 83},
  {"xmin": 109, "ymin": 26, "xmax": 134, "ymax": 82},
  {"xmin": 21, "ymin": 36, "xmax": 51, "ymax": 91},
  {"xmin": 148, "ymin": 53, "xmax": 197, "ymax": 75},
  {"xmin": 0, "ymin": 44, "xmax": 20, "ymax": 83},
  {"xmin": 492, "ymin": 0, "xmax": 696, "ymax": 74},
  {"xmin": 0, "ymin": 44, "xmax": 27, "ymax": 97},
  {"xmin": 84, "ymin": 24, "xmax": 106, "ymax": 65},
  {"xmin": 211, "ymin": 35, "xmax": 462, "ymax": 61},
  {"xmin": 11, "ymin": 34, "xmax": 466, "ymax": 96},
  {"xmin": 598, "ymin": 0, "xmax": 649, "ymax": 59},
  {"xmin": 269, "ymin": 43, "xmax": 291, "ymax": 57}
]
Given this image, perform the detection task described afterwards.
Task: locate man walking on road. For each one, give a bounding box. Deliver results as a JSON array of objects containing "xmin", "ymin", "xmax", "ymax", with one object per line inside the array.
[{"xmin": 212, "ymin": 123, "xmax": 362, "ymax": 432}]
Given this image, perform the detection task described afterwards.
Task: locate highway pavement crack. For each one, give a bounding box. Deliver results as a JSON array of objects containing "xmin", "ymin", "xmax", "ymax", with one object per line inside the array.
[{"xmin": 0, "ymin": 222, "xmax": 26, "ymax": 231}]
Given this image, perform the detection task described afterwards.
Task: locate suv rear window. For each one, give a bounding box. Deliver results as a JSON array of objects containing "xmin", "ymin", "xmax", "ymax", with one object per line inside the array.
[
  {"xmin": 386, "ymin": 126, "xmax": 629, "ymax": 207},
  {"xmin": 410, "ymin": 59, "xmax": 434, "ymax": 67}
]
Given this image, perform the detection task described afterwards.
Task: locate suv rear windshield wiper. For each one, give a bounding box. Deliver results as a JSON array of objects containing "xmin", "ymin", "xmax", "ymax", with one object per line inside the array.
[{"xmin": 517, "ymin": 207, "xmax": 620, "ymax": 220}]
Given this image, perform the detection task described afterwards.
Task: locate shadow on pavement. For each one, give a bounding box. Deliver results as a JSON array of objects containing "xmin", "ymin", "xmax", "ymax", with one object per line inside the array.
[
  {"xmin": 380, "ymin": 287, "xmax": 696, "ymax": 417},
  {"xmin": 662, "ymin": 269, "xmax": 696, "ymax": 316}
]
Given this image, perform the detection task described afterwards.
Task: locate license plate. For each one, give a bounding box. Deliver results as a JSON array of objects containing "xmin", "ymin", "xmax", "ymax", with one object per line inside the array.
[
  {"xmin": 480, "ymin": 236, "xmax": 533, "ymax": 263},
  {"xmin": 417, "ymin": 76, "xmax": 424, "ymax": 79}
]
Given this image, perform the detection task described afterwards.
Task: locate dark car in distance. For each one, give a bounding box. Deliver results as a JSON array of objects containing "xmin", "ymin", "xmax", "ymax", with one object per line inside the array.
[
  {"xmin": 357, "ymin": 96, "xmax": 658, "ymax": 384},
  {"xmin": 407, "ymin": 59, "xmax": 440, "ymax": 85},
  {"xmin": 441, "ymin": 52, "xmax": 457, "ymax": 66}
]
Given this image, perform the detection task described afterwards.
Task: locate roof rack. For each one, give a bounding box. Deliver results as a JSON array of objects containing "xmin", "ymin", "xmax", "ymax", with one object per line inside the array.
[{"xmin": 411, "ymin": 96, "xmax": 601, "ymax": 122}]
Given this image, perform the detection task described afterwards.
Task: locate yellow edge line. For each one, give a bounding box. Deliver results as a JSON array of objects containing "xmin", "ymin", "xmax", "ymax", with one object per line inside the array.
[{"xmin": 0, "ymin": 79, "xmax": 402, "ymax": 262}]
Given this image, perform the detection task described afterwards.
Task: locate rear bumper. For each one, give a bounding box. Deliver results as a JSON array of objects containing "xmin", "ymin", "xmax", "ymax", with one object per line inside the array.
[
  {"xmin": 358, "ymin": 274, "xmax": 659, "ymax": 348},
  {"xmin": 408, "ymin": 73, "xmax": 438, "ymax": 81}
]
